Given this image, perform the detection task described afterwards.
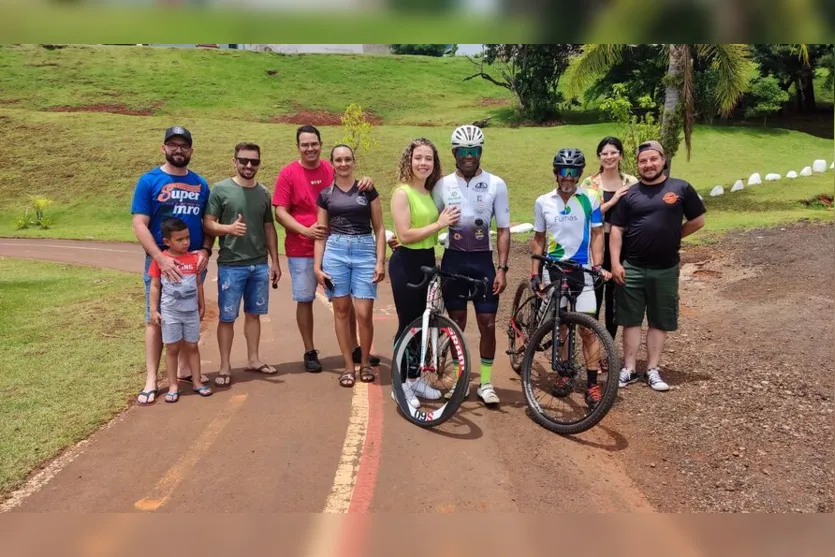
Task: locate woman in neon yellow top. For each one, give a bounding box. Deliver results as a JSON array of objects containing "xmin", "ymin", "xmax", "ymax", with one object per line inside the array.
[{"xmin": 389, "ymin": 138, "xmax": 460, "ymax": 408}]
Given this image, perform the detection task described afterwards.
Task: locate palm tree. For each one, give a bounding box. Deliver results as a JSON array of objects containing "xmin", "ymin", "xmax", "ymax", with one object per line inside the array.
[{"xmin": 565, "ymin": 44, "xmax": 751, "ymax": 170}]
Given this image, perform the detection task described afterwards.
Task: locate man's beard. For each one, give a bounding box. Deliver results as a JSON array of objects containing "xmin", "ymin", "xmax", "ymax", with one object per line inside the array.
[
  {"xmin": 239, "ymin": 168, "xmax": 257, "ymax": 180},
  {"xmin": 640, "ymin": 168, "xmax": 664, "ymax": 182},
  {"xmin": 457, "ymin": 161, "xmax": 480, "ymax": 178},
  {"xmin": 165, "ymin": 153, "xmax": 191, "ymax": 168}
]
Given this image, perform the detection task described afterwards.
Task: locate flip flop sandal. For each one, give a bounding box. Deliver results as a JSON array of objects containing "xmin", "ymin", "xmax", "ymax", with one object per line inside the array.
[
  {"xmin": 244, "ymin": 364, "xmax": 277, "ymax": 375},
  {"xmin": 214, "ymin": 373, "xmax": 232, "ymax": 387},
  {"xmin": 339, "ymin": 371, "xmax": 356, "ymax": 388},
  {"xmin": 137, "ymin": 389, "xmax": 157, "ymax": 405},
  {"xmin": 179, "ymin": 374, "xmax": 210, "ymax": 384},
  {"xmin": 359, "ymin": 366, "xmax": 376, "ymax": 383},
  {"xmin": 193, "ymin": 385, "xmax": 213, "ymax": 397},
  {"xmin": 164, "ymin": 391, "xmax": 181, "ymax": 403}
]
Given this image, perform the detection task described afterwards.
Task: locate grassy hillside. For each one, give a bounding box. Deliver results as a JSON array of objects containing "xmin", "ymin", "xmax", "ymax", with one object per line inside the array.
[
  {"xmin": 0, "ymin": 107, "xmax": 832, "ymax": 244},
  {"xmin": 0, "ymin": 44, "xmax": 515, "ymax": 126},
  {"xmin": 0, "ymin": 44, "xmax": 831, "ymax": 245}
]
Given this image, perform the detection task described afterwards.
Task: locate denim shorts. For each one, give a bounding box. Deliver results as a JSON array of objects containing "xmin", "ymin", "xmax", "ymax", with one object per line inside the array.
[
  {"xmin": 287, "ymin": 256, "xmax": 317, "ymax": 303},
  {"xmin": 161, "ymin": 308, "xmax": 200, "ymax": 344},
  {"xmin": 143, "ymin": 255, "xmax": 207, "ymax": 323},
  {"xmin": 217, "ymin": 263, "xmax": 270, "ymax": 322},
  {"xmin": 322, "ymin": 233, "xmax": 378, "ymax": 300}
]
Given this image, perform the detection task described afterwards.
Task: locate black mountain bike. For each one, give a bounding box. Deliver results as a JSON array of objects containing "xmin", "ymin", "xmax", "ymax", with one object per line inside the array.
[
  {"xmin": 391, "ymin": 266, "xmax": 487, "ymax": 428},
  {"xmin": 517, "ymin": 255, "xmax": 620, "ymax": 435}
]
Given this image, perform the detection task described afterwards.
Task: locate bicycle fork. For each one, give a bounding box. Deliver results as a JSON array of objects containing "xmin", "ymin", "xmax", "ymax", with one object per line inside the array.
[{"xmin": 551, "ymin": 283, "xmax": 575, "ymax": 375}]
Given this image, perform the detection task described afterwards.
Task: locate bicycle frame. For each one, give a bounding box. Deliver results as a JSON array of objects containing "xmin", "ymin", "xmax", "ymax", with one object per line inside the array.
[{"xmin": 418, "ymin": 275, "xmax": 444, "ymax": 374}]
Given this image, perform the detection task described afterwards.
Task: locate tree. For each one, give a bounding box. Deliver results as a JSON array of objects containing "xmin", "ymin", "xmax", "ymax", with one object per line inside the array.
[
  {"xmin": 751, "ymin": 44, "xmax": 833, "ymax": 112},
  {"xmin": 390, "ymin": 44, "xmax": 451, "ymax": 57},
  {"xmin": 744, "ymin": 76, "xmax": 790, "ymax": 125},
  {"xmin": 598, "ymin": 84, "xmax": 659, "ymax": 177},
  {"xmin": 464, "ymin": 44, "xmax": 581, "ymax": 123},
  {"xmin": 339, "ymin": 104, "xmax": 379, "ymax": 154},
  {"xmin": 566, "ymin": 44, "xmax": 750, "ymax": 170}
]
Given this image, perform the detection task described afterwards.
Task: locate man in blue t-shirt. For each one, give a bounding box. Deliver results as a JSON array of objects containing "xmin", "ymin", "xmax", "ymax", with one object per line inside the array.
[{"xmin": 130, "ymin": 126, "xmax": 213, "ymax": 405}]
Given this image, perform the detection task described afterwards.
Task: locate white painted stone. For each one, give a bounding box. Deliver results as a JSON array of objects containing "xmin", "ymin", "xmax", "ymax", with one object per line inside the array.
[
  {"xmin": 510, "ymin": 223, "xmax": 534, "ymax": 234},
  {"xmin": 747, "ymin": 173, "xmax": 762, "ymax": 185},
  {"xmin": 438, "ymin": 232, "xmax": 449, "ymax": 248},
  {"xmin": 385, "ymin": 230, "xmax": 394, "ymax": 242},
  {"xmin": 710, "ymin": 185, "xmax": 725, "ymax": 197},
  {"xmin": 830, "ymin": 162, "xmax": 833, "ymax": 169},
  {"xmin": 800, "ymin": 166, "xmax": 813, "ymax": 176},
  {"xmin": 698, "ymin": 194, "xmax": 704, "ymax": 201},
  {"xmin": 812, "ymin": 159, "xmax": 827, "ymax": 173},
  {"xmin": 786, "ymin": 170, "xmax": 798, "ymax": 179},
  {"xmin": 731, "ymin": 181, "xmax": 744, "ymax": 192},
  {"xmin": 765, "ymin": 173, "xmax": 781, "ymax": 181}
]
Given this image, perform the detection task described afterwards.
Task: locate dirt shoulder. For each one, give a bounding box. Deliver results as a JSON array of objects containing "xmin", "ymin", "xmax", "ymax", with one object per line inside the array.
[{"xmin": 502, "ymin": 222, "xmax": 834, "ymax": 512}]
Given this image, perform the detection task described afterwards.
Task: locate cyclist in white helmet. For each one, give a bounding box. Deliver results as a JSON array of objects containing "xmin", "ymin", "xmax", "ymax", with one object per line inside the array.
[{"xmin": 432, "ymin": 124, "xmax": 511, "ymax": 406}]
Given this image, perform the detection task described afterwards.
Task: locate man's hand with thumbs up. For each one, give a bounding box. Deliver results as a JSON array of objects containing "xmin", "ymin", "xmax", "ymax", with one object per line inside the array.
[{"xmin": 226, "ymin": 213, "xmax": 247, "ymax": 237}]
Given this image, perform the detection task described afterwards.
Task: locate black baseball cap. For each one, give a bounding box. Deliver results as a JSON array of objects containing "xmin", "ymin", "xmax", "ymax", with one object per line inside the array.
[{"xmin": 164, "ymin": 126, "xmax": 193, "ymax": 146}]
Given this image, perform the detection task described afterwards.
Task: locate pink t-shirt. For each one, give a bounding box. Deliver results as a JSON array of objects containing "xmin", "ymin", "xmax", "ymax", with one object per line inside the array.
[{"xmin": 272, "ymin": 159, "xmax": 334, "ymax": 257}]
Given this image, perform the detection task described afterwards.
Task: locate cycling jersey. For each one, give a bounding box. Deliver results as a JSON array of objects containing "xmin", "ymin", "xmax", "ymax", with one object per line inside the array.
[
  {"xmin": 432, "ymin": 170, "xmax": 511, "ymax": 252},
  {"xmin": 533, "ymin": 185, "xmax": 602, "ymax": 266}
]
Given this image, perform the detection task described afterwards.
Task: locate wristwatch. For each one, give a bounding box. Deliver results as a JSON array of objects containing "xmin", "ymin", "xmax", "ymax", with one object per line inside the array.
[
  {"xmin": 200, "ymin": 247, "xmax": 213, "ymax": 257},
  {"xmin": 497, "ymin": 264, "xmax": 509, "ymax": 272}
]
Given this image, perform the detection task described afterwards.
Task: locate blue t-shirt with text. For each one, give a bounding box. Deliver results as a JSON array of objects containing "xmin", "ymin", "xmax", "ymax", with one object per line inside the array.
[{"xmin": 130, "ymin": 167, "xmax": 210, "ymax": 252}]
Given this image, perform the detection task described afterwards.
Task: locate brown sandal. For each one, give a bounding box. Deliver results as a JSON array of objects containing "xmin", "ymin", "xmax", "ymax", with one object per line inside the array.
[
  {"xmin": 339, "ymin": 371, "xmax": 356, "ymax": 388},
  {"xmin": 359, "ymin": 366, "xmax": 375, "ymax": 383}
]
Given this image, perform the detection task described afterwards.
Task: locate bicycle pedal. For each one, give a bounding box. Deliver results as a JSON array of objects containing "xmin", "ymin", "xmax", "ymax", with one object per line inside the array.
[{"xmin": 505, "ymin": 348, "xmax": 522, "ymax": 356}]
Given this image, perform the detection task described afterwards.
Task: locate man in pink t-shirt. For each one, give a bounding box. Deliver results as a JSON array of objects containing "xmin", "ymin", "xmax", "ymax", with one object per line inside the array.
[{"xmin": 273, "ymin": 125, "xmax": 377, "ymax": 372}]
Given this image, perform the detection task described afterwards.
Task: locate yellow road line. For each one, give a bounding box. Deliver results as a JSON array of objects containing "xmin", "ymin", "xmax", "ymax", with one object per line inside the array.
[{"xmin": 133, "ymin": 394, "xmax": 247, "ymax": 511}]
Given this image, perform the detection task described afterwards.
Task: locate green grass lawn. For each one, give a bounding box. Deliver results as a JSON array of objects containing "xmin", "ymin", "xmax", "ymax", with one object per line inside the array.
[
  {"xmin": 0, "ymin": 44, "xmax": 516, "ymax": 126},
  {"xmin": 0, "ymin": 258, "xmax": 145, "ymax": 496},
  {"xmin": 0, "ymin": 107, "xmax": 832, "ymax": 246}
]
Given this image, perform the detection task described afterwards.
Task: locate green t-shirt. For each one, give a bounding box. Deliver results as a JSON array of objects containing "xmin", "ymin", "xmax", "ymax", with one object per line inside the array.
[
  {"xmin": 207, "ymin": 178, "xmax": 274, "ymax": 266},
  {"xmin": 393, "ymin": 184, "xmax": 439, "ymax": 250}
]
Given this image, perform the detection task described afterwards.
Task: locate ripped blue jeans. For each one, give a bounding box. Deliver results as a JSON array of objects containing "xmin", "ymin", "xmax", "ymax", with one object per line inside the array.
[{"xmin": 217, "ymin": 263, "xmax": 270, "ymax": 323}]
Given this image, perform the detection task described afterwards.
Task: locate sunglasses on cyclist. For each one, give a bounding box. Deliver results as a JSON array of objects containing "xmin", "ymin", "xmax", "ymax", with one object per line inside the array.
[
  {"xmin": 554, "ymin": 166, "xmax": 581, "ymax": 179},
  {"xmin": 455, "ymin": 146, "xmax": 482, "ymax": 158},
  {"xmin": 236, "ymin": 157, "xmax": 261, "ymax": 167}
]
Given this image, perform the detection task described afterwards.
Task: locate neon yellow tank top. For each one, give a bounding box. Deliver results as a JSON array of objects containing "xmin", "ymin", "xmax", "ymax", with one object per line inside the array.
[{"xmin": 393, "ymin": 184, "xmax": 439, "ymax": 250}]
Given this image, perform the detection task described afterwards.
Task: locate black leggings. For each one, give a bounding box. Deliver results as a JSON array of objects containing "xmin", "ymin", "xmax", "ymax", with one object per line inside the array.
[
  {"xmin": 389, "ymin": 246, "xmax": 436, "ymax": 377},
  {"xmin": 594, "ymin": 232, "xmax": 619, "ymax": 341}
]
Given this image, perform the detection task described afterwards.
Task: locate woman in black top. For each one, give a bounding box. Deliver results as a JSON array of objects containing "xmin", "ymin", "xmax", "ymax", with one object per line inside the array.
[{"xmin": 314, "ymin": 145, "xmax": 386, "ymax": 387}]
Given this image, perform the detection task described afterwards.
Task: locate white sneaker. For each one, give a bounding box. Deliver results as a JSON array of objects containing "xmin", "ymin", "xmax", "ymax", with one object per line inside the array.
[
  {"xmin": 645, "ymin": 368, "xmax": 670, "ymax": 392},
  {"xmin": 391, "ymin": 381, "xmax": 420, "ymax": 409},
  {"xmin": 410, "ymin": 376, "xmax": 442, "ymax": 400},
  {"xmin": 476, "ymin": 383, "xmax": 500, "ymax": 405},
  {"xmin": 619, "ymin": 368, "xmax": 640, "ymax": 388}
]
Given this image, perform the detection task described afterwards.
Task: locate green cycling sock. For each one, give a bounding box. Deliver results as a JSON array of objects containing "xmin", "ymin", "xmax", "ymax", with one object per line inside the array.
[{"xmin": 480, "ymin": 357, "xmax": 494, "ymax": 385}]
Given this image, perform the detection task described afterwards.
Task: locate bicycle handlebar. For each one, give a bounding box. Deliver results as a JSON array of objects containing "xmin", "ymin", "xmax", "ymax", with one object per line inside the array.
[
  {"xmin": 406, "ymin": 265, "xmax": 488, "ymax": 300},
  {"xmin": 531, "ymin": 254, "xmax": 604, "ymax": 279}
]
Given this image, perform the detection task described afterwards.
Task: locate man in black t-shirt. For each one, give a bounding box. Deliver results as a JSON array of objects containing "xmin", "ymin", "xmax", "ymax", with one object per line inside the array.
[{"xmin": 609, "ymin": 140, "xmax": 706, "ymax": 392}]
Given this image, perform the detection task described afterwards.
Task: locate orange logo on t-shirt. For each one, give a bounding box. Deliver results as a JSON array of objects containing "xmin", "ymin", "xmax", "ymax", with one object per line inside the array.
[{"xmin": 663, "ymin": 192, "xmax": 679, "ymax": 204}]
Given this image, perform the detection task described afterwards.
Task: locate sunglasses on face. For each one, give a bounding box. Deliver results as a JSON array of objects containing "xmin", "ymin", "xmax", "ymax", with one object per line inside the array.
[
  {"xmin": 236, "ymin": 157, "xmax": 261, "ymax": 167},
  {"xmin": 554, "ymin": 167, "xmax": 581, "ymax": 179},
  {"xmin": 165, "ymin": 143, "xmax": 191, "ymax": 152},
  {"xmin": 455, "ymin": 146, "xmax": 482, "ymax": 158}
]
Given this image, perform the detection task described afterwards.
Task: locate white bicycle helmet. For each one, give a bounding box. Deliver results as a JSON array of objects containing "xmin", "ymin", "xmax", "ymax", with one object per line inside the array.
[{"xmin": 451, "ymin": 124, "xmax": 485, "ymax": 148}]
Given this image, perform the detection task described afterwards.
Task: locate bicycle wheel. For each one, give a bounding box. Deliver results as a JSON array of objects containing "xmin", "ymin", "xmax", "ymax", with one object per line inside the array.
[
  {"xmin": 391, "ymin": 314, "xmax": 471, "ymax": 428},
  {"xmin": 507, "ymin": 279, "xmax": 536, "ymax": 375},
  {"xmin": 520, "ymin": 311, "xmax": 619, "ymax": 435}
]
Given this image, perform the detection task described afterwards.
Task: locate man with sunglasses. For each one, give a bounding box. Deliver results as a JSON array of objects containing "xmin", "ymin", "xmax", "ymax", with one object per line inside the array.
[
  {"xmin": 431, "ymin": 124, "xmax": 511, "ymax": 406},
  {"xmin": 531, "ymin": 148, "xmax": 611, "ymax": 411},
  {"xmin": 203, "ymin": 142, "xmax": 281, "ymax": 387},
  {"xmin": 131, "ymin": 126, "xmax": 213, "ymax": 405}
]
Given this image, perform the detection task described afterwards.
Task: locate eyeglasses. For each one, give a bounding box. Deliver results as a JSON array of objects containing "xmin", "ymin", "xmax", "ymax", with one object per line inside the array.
[
  {"xmin": 236, "ymin": 157, "xmax": 261, "ymax": 167},
  {"xmin": 554, "ymin": 167, "xmax": 581, "ymax": 179},
  {"xmin": 165, "ymin": 143, "xmax": 191, "ymax": 152},
  {"xmin": 455, "ymin": 146, "xmax": 482, "ymax": 158}
]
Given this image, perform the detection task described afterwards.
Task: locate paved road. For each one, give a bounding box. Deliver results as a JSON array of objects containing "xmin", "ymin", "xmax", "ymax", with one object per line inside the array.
[{"xmin": 1, "ymin": 239, "xmax": 666, "ymax": 522}]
